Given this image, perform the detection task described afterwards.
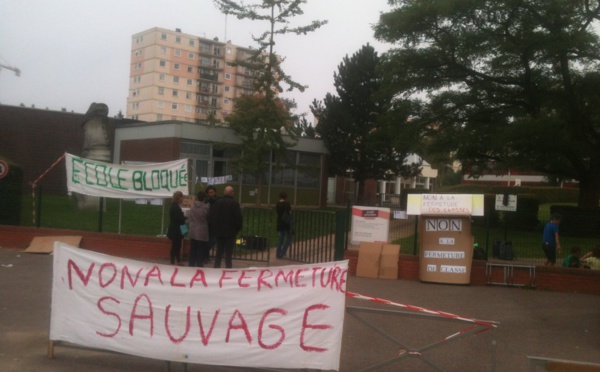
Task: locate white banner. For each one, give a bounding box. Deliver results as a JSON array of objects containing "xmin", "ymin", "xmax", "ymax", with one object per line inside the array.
[
  {"xmin": 50, "ymin": 243, "xmax": 347, "ymax": 370},
  {"xmin": 65, "ymin": 153, "xmax": 188, "ymax": 198}
]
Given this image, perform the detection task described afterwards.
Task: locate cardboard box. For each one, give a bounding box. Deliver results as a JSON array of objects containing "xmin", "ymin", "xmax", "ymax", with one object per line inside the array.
[
  {"xmin": 379, "ymin": 244, "xmax": 400, "ymax": 279},
  {"xmin": 356, "ymin": 242, "xmax": 383, "ymax": 278}
]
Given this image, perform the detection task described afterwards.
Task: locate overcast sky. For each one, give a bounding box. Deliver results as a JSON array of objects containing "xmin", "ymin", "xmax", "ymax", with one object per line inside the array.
[{"xmin": 0, "ymin": 0, "xmax": 393, "ymax": 122}]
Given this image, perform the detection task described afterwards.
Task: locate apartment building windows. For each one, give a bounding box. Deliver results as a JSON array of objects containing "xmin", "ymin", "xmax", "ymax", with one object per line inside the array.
[
  {"xmin": 132, "ymin": 102, "xmax": 139, "ymax": 109},
  {"xmin": 132, "ymin": 89, "xmax": 140, "ymax": 96},
  {"xmin": 158, "ymin": 87, "xmax": 164, "ymax": 95},
  {"xmin": 187, "ymin": 65, "xmax": 193, "ymax": 73},
  {"xmin": 200, "ymin": 43, "xmax": 210, "ymax": 53},
  {"xmin": 224, "ymin": 86, "xmax": 230, "ymax": 92},
  {"xmin": 200, "ymin": 82, "xmax": 209, "ymax": 92},
  {"xmin": 226, "ymin": 47, "xmax": 232, "ymax": 55},
  {"xmin": 161, "ymin": 46, "xmax": 167, "ymax": 54},
  {"xmin": 172, "ymin": 90, "xmax": 179, "ymax": 97},
  {"xmin": 175, "ymin": 49, "xmax": 181, "ymax": 57},
  {"xmin": 160, "ymin": 60, "xmax": 166, "ymax": 67},
  {"xmin": 135, "ymin": 49, "xmax": 143, "ymax": 57},
  {"xmin": 188, "ymin": 52, "xmax": 194, "ymax": 59},
  {"xmin": 157, "ymin": 100, "xmax": 164, "ymax": 108},
  {"xmin": 133, "ymin": 76, "xmax": 141, "ymax": 83},
  {"xmin": 189, "ymin": 39, "xmax": 195, "ymax": 46},
  {"xmin": 214, "ymin": 47, "xmax": 221, "ymax": 56},
  {"xmin": 172, "ymin": 103, "xmax": 178, "ymax": 110},
  {"xmin": 175, "ymin": 36, "xmax": 181, "ymax": 43},
  {"xmin": 159, "ymin": 73, "xmax": 165, "ymax": 81},
  {"xmin": 135, "ymin": 36, "xmax": 143, "ymax": 44},
  {"xmin": 211, "ymin": 97, "xmax": 218, "ymax": 107},
  {"xmin": 225, "ymin": 73, "xmax": 231, "ymax": 80},
  {"xmin": 185, "ymin": 104, "xmax": 193, "ymax": 113},
  {"xmin": 134, "ymin": 62, "xmax": 142, "ymax": 70},
  {"xmin": 186, "ymin": 92, "xmax": 192, "ymax": 99},
  {"xmin": 161, "ymin": 33, "xmax": 167, "ymax": 40},
  {"xmin": 213, "ymin": 60, "xmax": 220, "ymax": 69},
  {"xmin": 174, "ymin": 63, "xmax": 180, "ymax": 70},
  {"xmin": 211, "ymin": 84, "xmax": 218, "ymax": 93},
  {"xmin": 173, "ymin": 76, "xmax": 180, "ymax": 84},
  {"xmin": 187, "ymin": 79, "xmax": 193, "ymax": 86},
  {"xmin": 224, "ymin": 98, "xmax": 230, "ymax": 105},
  {"xmin": 200, "ymin": 57, "xmax": 211, "ymax": 67}
]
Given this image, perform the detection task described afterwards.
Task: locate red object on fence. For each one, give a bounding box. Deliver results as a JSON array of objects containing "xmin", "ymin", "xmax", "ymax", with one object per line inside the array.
[{"xmin": 30, "ymin": 153, "xmax": 66, "ymax": 224}]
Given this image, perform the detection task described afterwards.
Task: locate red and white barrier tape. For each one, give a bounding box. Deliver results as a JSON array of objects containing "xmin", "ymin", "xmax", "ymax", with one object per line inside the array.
[
  {"xmin": 30, "ymin": 153, "xmax": 66, "ymax": 224},
  {"xmin": 345, "ymin": 291, "xmax": 498, "ymax": 328}
]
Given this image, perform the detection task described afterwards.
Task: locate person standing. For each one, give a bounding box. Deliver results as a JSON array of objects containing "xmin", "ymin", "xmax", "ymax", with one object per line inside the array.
[
  {"xmin": 204, "ymin": 185, "xmax": 219, "ymax": 264},
  {"xmin": 187, "ymin": 190, "xmax": 210, "ymax": 267},
  {"xmin": 167, "ymin": 191, "xmax": 186, "ymax": 265},
  {"xmin": 542, "ymin": 213, "xmax": 562, "ymax": 266},
  {"xmin": 275, "ymin": 192, "xmax": 292, "ymax": 259},
  {"xmin": 210, "ymin": 185, "xmax": 242, "ymax": 268}
]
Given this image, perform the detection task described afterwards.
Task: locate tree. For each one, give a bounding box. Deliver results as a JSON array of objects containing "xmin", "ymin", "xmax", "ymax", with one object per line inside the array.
[
  {"xmin": 312, "ymin": 44, "xmax": 413, "ymax": 204},
  {"xmin": 213, "ymin": 0, "xmax": 327, "ymax": 204},
  {"xmin": 374, "ymin": 0, "xmax": 600, "ymax": 207}
]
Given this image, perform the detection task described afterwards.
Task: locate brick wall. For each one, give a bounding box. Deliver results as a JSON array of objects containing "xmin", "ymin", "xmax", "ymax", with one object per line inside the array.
[
  {"xmin": 344, "ymin": 249, "xmax": 600, "ymax": 295},
  {"xmin": 0, "ymin": 105, "xmax": 138, "ymax": 195},
  {"xmin": 2, "ymin": 225, "xmax": 598, "ymax": 295}
]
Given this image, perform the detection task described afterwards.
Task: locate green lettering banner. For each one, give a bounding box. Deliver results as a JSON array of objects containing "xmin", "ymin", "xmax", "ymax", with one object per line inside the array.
[{"xmin": 65, "ymin": 153, "xmax": 188, "ymax": 198}]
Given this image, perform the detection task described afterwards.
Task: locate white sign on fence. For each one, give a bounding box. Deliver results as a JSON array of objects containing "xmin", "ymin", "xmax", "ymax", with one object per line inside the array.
[
  {"xmin": 50, "ymin": 243, "xmax": 347, "ymax": 370},
  {"xmin": 65, "ymin": 153, "xmax": 188, "ymax": 199}
]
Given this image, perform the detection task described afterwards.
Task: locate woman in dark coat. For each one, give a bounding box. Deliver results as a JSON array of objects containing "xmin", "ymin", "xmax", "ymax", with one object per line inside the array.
[{"xmin": 167, "ymin": 191, "xmax": 186, "ymax": 265}]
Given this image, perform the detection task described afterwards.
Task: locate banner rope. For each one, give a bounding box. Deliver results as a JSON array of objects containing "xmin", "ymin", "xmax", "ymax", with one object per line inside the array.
[
  {"xmin": 29, "ymin": 152, "xmax": 66, "ymax": 224},
  {"xmin": 345, "ymin": 291, "xmax": 498, "ymax": 328}
]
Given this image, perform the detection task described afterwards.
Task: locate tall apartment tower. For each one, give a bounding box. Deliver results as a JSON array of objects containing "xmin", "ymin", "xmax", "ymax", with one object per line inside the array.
[{"xmin": 127, "ymin": 27, "xmax": 256, "ymax": 123}]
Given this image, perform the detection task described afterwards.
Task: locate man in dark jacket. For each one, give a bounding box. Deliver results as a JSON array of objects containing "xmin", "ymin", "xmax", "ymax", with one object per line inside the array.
[{"xmin": 210, "ymin": 185, "xmax": 242, "ymax": 268}]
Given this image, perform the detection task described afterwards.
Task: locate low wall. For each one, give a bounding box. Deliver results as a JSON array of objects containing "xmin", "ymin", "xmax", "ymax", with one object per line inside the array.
[
  {"xmin": 343, "ymin": 249, "xmax": 600, "ymax": 295},
  {"xmin": 1, "ymin": 225, "xmax": 598, "ymax": 295},
  {"xmin": 0, "ymin": 225, "xmax": 174, "ymax": 260}
]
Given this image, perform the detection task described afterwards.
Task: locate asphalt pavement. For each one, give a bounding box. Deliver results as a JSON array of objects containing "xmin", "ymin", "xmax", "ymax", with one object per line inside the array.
[{"xmin": 1, "ymin": 246, "xmax": 599, "ymax": 371}]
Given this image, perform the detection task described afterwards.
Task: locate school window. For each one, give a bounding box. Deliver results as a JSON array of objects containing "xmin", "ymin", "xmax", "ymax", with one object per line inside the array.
[
  {"xmin": 225, "ymin": 73, "xmax": 231, "ymax": 80},
  {"xmin": 161, "ymin": 33, "xmax": 167, "ymax": 40},
  {"xmin": 188, "ymin": 52, "xmax": 194, "ymax": 59},
  {"xmin": 171, "ymin": 103, "xmax": 178, "ymax": 110},
  {"xmin": 157, "ymin": 100, "xmax": 164, "ymax": 108},
  {"xmin": 159, "ymin": 60, "xmax": 166, "ymax": 67},
  {"xmin": 158, "ymin": 87, "xmax": 164, "ymax": 95},
  {"xmin": 174, "ymin": 63, "xmax": 180, "ymax": 70},
  {"xmin": 173, "ymin": 76, "xmax": 179, "ymax": 83},
  {"xmin": 174, "ymin": 49, "xmax": 181, "ymax": 57}
]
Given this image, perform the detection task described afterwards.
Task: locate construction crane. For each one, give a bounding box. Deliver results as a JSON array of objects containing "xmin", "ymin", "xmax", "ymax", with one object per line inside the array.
[{"xmin": 0, "ymin": 59, "xmax": 21, "ymax": 77}]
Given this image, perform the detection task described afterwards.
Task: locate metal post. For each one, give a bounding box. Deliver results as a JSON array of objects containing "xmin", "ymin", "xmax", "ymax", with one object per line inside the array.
[
  {"xmin": 98, "ymin": 197, "xmax": 104, "ymax": 233},
  {"xmin": 334, "ymin": 209, "xmax": 347, "ymax": 261},
  {"xmin": 413, "ymin": 215, "xmax": 419, "ymax": 255},
  {"xmin": 35, "ymin": 184, "xmax": 42, "ymax": 228}
]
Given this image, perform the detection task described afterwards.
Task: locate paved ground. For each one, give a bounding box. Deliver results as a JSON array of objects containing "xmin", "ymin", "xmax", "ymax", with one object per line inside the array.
[{"xmin": 1, "ymin": 246, "xmax": 599, "ymax": 371}]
